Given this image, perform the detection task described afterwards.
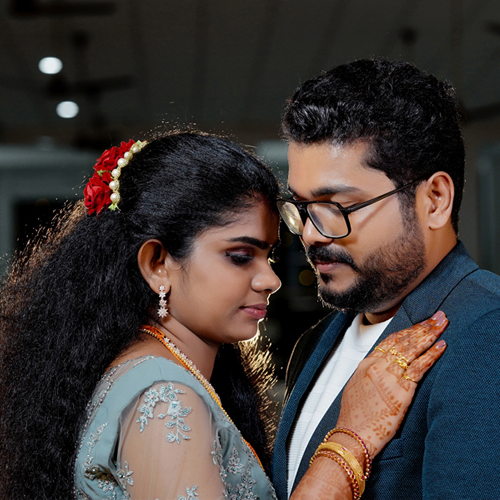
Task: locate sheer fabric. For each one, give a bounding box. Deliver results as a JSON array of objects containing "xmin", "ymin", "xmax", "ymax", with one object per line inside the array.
[{"xmin": 74, "ymin": 356, "xmax": 277, "ymax": 500}]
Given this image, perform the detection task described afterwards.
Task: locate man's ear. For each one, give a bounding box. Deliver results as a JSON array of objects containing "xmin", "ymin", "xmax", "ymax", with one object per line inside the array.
[
  {"xmin": 137, "ymin": 239, "xmax": 172, "ymax": 294},
  {"xmin": 419, "ymin": 172, "xmax": 454, "ymax": 230}
]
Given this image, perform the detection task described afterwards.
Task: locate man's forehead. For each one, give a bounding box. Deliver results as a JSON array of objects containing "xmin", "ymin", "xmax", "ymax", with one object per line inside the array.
[{"xmin": 286, "ymin": 141, "xmax": 391, "ymax": 196}]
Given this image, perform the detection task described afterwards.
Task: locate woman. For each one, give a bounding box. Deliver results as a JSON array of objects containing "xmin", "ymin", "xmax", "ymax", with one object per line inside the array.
[{"xmin": 0, "ymin": 132, "xmax": 447, "ymax": 500}]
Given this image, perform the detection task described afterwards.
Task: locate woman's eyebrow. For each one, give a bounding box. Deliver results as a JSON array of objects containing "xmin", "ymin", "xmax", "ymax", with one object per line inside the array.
[{"xmin": 226, "ymin": 236, "xmax": 273, "ymax": 250}]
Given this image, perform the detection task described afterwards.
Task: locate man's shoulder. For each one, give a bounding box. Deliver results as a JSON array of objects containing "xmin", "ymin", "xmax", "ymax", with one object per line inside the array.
[
  {"xmin": 439, "ymin": 267, "xmax": 500, "ymax": 338},
  {"xmin": 402, "ymin": 242, "xmax": 500, "ymax": 322},
  {"xmin": 463, "ymin": 266, "xmax": 500, "ymax": 294},
  {"xmin": 444, "ymin": 266, "xmax": 500, "ymax": 313}
]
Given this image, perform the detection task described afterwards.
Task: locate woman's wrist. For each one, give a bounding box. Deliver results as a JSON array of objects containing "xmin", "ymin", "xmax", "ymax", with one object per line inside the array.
[
  {"xmin": 325, "ymin": 430, "xmax": 370, "ymax": 475},
  {"xmin": 306, "ymin": 428, "xmax": 372, "ymax": 500}
]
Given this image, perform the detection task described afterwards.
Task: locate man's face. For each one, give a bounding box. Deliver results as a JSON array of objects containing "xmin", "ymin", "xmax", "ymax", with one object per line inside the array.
[{"xmin": 287, "ymin": 141, "xmax": 427, "ymax": 314}]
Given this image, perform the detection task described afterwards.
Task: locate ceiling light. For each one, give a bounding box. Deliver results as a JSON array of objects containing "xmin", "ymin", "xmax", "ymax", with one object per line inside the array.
[
  {"xmin": 56, "ymin": 101, "xmax": 79, "ymax": 118},
  {"xmin": 39, "ymin": 57, "xmax": 63, "ymax": 75}
]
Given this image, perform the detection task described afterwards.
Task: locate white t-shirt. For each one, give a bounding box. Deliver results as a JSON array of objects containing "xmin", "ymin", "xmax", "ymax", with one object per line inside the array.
[{"xmin": 287, "ymin": 313, "xmax": 393, "ymax": 495}]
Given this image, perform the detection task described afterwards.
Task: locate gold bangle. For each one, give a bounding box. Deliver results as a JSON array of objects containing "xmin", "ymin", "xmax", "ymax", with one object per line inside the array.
[
  {"xmin": 312, "ymin": 450, "xmax": 361, "ymax": 500},
  {"xmin": 323, "ymin": 428, "xmax": 372, "ymax": 479},
  {"xmin": 316, "ymin": 442, "xmax": 365, "ymax": 495}
]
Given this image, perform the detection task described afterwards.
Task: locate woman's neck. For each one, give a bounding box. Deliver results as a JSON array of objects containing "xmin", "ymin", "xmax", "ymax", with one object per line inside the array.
[
  {"xmin": 146, "ymin": 317, "xmax": 220, "ymax": 380},
  {"xmin": 108, "ymin": 318, "xmax": 220, "ymax": 380}
]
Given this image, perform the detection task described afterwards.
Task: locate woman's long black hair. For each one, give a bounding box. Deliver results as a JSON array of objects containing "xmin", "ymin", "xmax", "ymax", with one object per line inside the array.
[{"xmin": 0, "ymin": 131, "xmax": 279, "ymax": 499}]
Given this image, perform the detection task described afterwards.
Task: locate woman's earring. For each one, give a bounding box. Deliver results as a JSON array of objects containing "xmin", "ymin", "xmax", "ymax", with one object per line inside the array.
[{"xmin": 158, "ymin": 285, "xmax": 169, "ymax": 318}]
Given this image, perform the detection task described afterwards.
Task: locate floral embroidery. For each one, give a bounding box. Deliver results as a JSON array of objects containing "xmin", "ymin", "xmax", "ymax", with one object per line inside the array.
[
  {"xmin": 178, "ymin": 485, "xmax": 199, "ymax": 500},
  {"xmin": 212, "ymin": 435, "xmax": 227, "ymax": 485},
  {"xmin": 83, "ymin": 423, "xmax": 109, "ymax": 479},
  {"xmin": 226, "ymin": 457, "xmax": 257, "ymax": 500},
  {"xmin": 116, "ymin": 461, "xmax": 134, "ymax": 488},
  {"xmin": 136, "ymin": 383, "xmax": 192, "ymax": 443},
  {"xmin": 98, "ymin": 477, "xmax": 116, "ymax": 493},
  {"xmin": 221, "ymin": 443, "xmax": 263, "ymax": 500},
  {"xmin": 227, "ymin": 447, "xmax": 244, "ymax": 475}
]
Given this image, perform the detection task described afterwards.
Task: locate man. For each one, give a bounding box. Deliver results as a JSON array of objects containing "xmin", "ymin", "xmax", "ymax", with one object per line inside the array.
[{"xmin": 272, "ymin": 59, "xmax": 500, "ymax": 499}]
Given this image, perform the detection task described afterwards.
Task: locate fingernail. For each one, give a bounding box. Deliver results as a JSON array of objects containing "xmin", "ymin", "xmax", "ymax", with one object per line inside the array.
[
  {"xmin": 430, "ymin": 310, "xmax": 447, "ymax": 326},
  {"xmin": 435, "ymin": 340, "xmax": 447, "ymax": 349}
]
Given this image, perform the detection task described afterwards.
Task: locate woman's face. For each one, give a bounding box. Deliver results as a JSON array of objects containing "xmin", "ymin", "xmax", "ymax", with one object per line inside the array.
[{"xmin": 166, "ymin": 201, "xmax": 281, "ymax": 345}]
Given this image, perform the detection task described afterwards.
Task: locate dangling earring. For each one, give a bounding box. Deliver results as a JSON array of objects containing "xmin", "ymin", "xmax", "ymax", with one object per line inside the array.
[{"xmin": 158, "ymin": 285, "xmax": 169, "ymax": 318}]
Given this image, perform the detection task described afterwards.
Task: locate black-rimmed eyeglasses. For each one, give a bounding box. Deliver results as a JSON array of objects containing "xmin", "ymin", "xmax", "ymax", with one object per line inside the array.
[{"xmin": 277, "ymin": 177, "xmax": 425, "ymax": 240}]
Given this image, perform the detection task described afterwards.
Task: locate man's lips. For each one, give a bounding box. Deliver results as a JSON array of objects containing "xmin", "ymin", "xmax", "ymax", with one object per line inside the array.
[
  {"xmin": 240, "ymin": 303, "xmax": 267, "ymax": 320},
  {"xmin": 313, "ymin": 260, "xmax": 347, "ymax": 273}
]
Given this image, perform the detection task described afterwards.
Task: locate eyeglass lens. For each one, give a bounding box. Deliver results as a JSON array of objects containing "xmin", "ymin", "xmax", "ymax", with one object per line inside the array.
[{"xmin": 279, "ymin": 201, "xmax": 348, "ymax": 238}]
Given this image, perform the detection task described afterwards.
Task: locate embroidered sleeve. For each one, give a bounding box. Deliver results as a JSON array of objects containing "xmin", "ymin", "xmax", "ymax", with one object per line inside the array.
[
  {"xmin": 136, "ymin": 383, "xmax": 192, "ymax": 442},
  {"xmin": 117, "ymin": 381, "xmax": 225, "ymax": 500}
]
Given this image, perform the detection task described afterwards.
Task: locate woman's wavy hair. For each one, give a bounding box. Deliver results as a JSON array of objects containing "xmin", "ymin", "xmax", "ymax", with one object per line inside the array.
[{"xmin": 0, "ymin": 131, "xmax": 279, "ymax": 499}]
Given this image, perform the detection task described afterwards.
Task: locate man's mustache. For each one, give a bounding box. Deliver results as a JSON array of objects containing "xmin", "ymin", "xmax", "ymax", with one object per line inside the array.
[{"xmin": 306, "ymin": 245, "xmax": 359, "ymax": 272}]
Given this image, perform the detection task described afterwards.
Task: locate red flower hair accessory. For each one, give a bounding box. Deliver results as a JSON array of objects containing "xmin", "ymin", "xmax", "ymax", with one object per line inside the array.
[{"xmin": 84, "ymin": 139, "xmax": 148, "ymax": 215}]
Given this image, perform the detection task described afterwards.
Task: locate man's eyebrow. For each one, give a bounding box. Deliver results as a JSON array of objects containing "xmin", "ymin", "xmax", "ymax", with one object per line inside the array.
[
  {"xmin": 287, "ymin": 184, "xmax": 363, "ymax": 199},
  {"xmin": 226, "ymin": 236, "xmax": 276, "ymax": 250}
]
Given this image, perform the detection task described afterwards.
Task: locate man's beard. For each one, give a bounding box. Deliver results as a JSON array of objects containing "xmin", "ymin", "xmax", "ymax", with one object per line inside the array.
[{"xmin": 306, "ymin": 212, "xmax": 426, "ymax": 314}]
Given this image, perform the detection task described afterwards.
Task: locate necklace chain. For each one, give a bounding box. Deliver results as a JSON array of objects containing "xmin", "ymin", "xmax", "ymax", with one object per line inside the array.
[{"xmin": 139, "ymin": 325, "xmax": 263, "ymax": 468}]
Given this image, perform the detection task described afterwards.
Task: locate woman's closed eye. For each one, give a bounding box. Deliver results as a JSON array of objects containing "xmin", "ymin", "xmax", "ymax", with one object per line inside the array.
[{"xmin": 225, "ymin": 251, "xmax": 253, "ymax": 265}]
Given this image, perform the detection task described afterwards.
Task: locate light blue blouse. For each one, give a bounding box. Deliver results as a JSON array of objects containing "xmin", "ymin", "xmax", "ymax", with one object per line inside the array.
[{"xmin": 74, "ymin": 356, "xmax": 277, "ymax": 500}]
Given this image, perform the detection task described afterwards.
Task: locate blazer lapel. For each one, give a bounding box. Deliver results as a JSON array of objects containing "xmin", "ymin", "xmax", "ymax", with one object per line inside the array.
[{"xmin": 271, "ymin": 311, "xmax": 352, "ymax": 500}]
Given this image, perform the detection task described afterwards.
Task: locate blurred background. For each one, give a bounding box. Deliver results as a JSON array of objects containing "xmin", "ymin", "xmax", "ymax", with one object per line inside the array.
[{"xmin": 2, "ymin": 0, "xmax": 500, "ymax": 384}]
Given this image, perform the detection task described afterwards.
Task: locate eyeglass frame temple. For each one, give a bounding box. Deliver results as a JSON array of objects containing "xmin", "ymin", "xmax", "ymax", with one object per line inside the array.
[
  {"xmin": 278, "ymin": 176, "xmax": 426, "ymax": 239},
  {"xmin": 339, "ymin": 177, "xmax": 426, "ymax": 215}
]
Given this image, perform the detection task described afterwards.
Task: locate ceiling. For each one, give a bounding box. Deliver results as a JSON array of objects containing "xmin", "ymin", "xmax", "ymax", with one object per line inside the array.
[{"xmin": 2, "ymin": 0, "xmax": 500, "ymax": 149}]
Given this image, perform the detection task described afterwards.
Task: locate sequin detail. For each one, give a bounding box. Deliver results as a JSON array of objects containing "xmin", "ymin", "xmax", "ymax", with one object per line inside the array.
[
  {"xmin": 178, "ymin": 485, "xmax": 199, "ymax": 500},
  {"xmin": 116, "ymin": 462, "xmax": 134, "ymax": 488},
  {"xmin": 136, "ymin": 383, "xmax": 192, "ymax": 443}
]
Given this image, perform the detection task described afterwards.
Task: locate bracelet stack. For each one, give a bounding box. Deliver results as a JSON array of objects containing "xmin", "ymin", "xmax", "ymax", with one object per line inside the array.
[{"xmin": 309, "ymin": 428, "xmax": 372, "ymax": 500}]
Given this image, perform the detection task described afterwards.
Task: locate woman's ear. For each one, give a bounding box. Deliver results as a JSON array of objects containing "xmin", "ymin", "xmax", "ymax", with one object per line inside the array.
[
  {"xmin": 137, "ymin": 239, "xmax": 171, "ymax": 294},
  {"xmin": 419, "ymin": 172, "xmax": 454, "ymax": 230}
]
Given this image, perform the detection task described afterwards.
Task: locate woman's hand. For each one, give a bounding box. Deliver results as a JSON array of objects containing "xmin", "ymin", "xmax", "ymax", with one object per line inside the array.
[{"xmin": 335, "ymin": 310, "xmax": 448, "ymax": 458}]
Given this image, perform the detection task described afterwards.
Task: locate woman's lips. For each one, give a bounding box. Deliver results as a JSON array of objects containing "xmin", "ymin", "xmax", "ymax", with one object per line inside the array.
[{"xmin": 240, "ymin": 304, "xmax": 267, "ymax": 320}]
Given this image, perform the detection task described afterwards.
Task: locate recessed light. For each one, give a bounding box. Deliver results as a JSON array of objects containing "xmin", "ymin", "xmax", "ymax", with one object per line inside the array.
[
  {"xmin": 56, "ymin": 101, "xmax": 79, "ymax": 118},
  {"xmin": 39, "ymin": 57, "xmax": 63, "ymax": 75}
]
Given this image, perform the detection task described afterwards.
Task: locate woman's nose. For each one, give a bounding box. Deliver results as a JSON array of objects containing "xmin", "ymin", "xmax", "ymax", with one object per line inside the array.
[{"xmin": 252, "ymin": 266, "xmax": 281, "ymax": 294}]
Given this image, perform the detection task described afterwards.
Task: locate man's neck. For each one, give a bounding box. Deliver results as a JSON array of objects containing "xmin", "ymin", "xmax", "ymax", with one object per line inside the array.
[{"xmin": 364, "ymin": 303, "xmax": 400, "ymax": 325}]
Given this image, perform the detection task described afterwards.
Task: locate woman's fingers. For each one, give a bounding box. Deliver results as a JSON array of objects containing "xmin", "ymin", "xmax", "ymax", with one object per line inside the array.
[
  {"xmin": 402, "ymin": 339, "xmax": 447, "ymax": 385},
  {"xmin": 371, "ymin": 311, "xmax": 448, "ymax": 362},
  {"xmin": 394, "ymin": 312, "xmax": 448, "ymax": 362}
]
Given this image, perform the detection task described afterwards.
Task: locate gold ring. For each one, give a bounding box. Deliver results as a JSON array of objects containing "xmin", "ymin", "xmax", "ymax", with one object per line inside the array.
[
  {"xmin": 393, "ymin": 358, "xmax": 409, "ymax": 370},
  {"xmin": 389, "ymin": 347, "xmax": 410, "ymax": 364},
  {"xmin": 374, "ymin": 346, "xmax": 386, "ymax": 354},
  {"xmin": 403, "ymin": 374, "xmax": 418, "ymax": 383}
]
